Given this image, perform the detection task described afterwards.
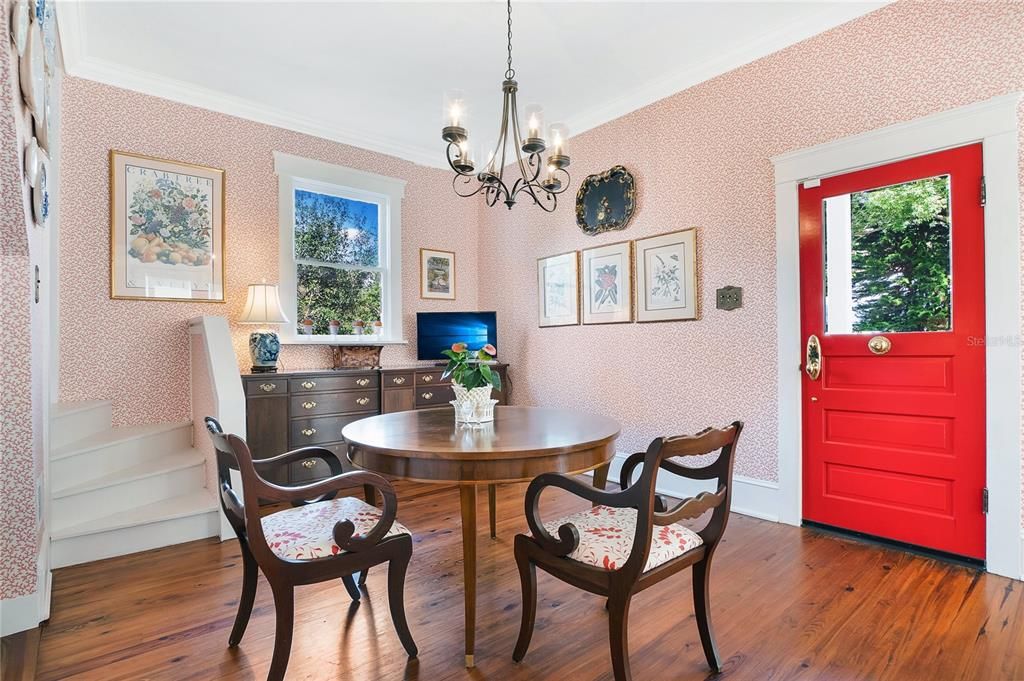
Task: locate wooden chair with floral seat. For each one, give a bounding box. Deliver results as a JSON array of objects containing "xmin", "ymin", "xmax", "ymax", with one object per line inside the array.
[
  {"xmin": 204, "ymin": 417, "xmax": 417, "ymax": 681},
  {"xmin": 511, "ymin": 422, "xmax": 743, "ymax": 681}
]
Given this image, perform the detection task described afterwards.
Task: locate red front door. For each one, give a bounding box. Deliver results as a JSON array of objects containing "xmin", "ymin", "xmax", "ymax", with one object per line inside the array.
[{"xmin": 799, "ymin": 144, "xmax": 986, "ymax": 560}]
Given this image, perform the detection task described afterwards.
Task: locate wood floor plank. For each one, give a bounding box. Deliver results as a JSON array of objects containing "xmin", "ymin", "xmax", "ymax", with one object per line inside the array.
[{"xmin": 35, "ymin": 480, "xmax": 1024, "ymax": 681}]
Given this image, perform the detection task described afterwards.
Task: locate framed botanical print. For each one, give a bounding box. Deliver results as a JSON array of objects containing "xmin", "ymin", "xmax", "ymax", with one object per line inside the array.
[
  {"xmin": 110, "ymin": 150, "xmax": 225, "ymax": 301},
  {"xmin": 581, "ymin": 240, "xmax": 633, "ymax": 324},
  {"xmin": 537, "ymin": 251, "xmax": 580, "ymax": 327},
  {"xmin": 634, "ymin": 228, "xmax": 698, "ymax": 322},
  {"xmin": 420, "ymin": 247, "xmax": 455, "ymax": 300}
]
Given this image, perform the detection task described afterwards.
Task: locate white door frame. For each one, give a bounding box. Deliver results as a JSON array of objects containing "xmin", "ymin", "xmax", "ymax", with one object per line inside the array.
[{"xmin": 772, "ymin": 93, "xmax": 1023, "ymax": 579}]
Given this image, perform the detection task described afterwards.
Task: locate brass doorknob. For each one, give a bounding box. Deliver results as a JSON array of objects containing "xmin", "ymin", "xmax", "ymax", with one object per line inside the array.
[
  {"xmin": 805, "ymin": 334, "xmax": 822, "ymax": 381},
  {"xmin": 868, "ymin": 336, "xmax": 892, "ymax": 355}
]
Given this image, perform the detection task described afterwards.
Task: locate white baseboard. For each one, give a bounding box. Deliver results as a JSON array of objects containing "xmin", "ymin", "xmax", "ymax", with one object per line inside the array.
[
  {"xmin": 0, "ymin": 591, "xmax": 41, "ymax": 637},
  {"xmin": 587, "ymin": 452, "xmax": 781, "ymax": 522}
]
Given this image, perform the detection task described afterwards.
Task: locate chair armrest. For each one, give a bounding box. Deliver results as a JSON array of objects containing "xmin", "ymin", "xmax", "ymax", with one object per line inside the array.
[
  {"xmin": 524, "ymin": 472, "xmax": 641, "ymax": 557},
  {"xmin": 253, "ymin": 446, "xmax": 345, "ymax": 477},
  {"xmin": 251, "ymin": 469, "xmax": 399, "ymax": 553}
]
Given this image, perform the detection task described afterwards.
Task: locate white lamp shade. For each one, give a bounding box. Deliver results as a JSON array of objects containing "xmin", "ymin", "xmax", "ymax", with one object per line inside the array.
[{"xmin": 238, "ymin": 283, "xmax": 290, "ymax": 325}]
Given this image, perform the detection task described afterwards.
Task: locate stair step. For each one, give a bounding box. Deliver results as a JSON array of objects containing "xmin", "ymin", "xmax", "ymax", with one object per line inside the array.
[
  {"xmin": 52, "ymin": 490, "xmax": 217, "ymax": 540},
  {"xmin": 51, "ymin": 492, "xmax": 220, "ymax": 569},
  {"xmin": 51, "ymin": 400, "xmax": 113, "ymax": 450},
  {"xmin": 52, "ymin": 450, "xmax": 208, "ymax": 532},
  {"xmin": 53, "ymin": 449, "xmax": 206, "ymax": 498},
  {"xmin": 51, "ymin": 422, "xmax": 192, "ymax": 490}
]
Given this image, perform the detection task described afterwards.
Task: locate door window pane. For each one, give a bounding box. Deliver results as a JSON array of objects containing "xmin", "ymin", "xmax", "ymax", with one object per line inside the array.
[{"xmin": 824, "ymin": 175, "xmax": 952, "ymax": 334}]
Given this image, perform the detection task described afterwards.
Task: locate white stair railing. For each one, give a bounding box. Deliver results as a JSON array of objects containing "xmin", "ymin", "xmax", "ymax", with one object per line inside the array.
[{"xmin": 189, "ymin": 316, "xmax": 246, "ymax": 541}]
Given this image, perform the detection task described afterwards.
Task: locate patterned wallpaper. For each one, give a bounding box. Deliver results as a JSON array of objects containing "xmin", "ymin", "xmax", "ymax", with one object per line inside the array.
[
  {"xmin": 1, "ymin": 0, "xmax": 42, "ymax": 599},
  {"xmin": 477, "ymin": 0, "xmax": 1024, "ymax": 483},
  {"xmin": 59, "ymin": 77, "xmax": 480, "ymax": 427}
]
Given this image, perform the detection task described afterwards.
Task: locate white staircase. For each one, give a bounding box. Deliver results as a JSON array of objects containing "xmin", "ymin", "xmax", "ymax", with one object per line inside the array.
[{"xmin": 50, "ymin": 400, "xmax": 219, "ymax": 568}]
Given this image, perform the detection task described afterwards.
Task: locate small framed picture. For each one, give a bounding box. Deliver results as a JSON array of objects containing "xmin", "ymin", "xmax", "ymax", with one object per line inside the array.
[
  {"xmin": 420, "ymin": 248, "xmax": 455, "ymax": 300},
  {"xmin": 634, "ymin": 228, "xmax": 698, "ymax": 322},
  {"xmin": 581, "ymin": 240, "xmax": 633, "ymax": 324},
  {"xmin": 110, "ymin": 150, "xmax": 225, "ymax": 302},
  {"xmin": 537, "ymin": 251, "xmax": 580, "ymax": 327}
]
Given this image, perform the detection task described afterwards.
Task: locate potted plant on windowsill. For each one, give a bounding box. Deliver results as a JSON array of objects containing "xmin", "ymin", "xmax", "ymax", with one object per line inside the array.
[{"xmin": 442, "ymin": 342, "xmax": 501, "ymax": 422}]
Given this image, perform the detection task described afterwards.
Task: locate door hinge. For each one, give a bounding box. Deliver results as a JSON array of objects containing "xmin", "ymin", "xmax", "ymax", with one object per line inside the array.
[
  {"xmin": 980, "ymin": 175, "xmax": 987, "ymax": 206},
  {"xmin": 982, "ymin": 488, "xmax": 989, "ymax": 514}
]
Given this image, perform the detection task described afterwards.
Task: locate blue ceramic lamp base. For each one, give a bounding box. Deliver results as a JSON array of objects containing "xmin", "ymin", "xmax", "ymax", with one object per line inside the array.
[{"xmin": 249, "ymin": 330, "xmax": 282, "ymax": 373}]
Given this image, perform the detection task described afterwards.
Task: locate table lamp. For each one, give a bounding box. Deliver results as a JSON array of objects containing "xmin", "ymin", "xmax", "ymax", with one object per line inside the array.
[{"xmin": 238, "ymin": 281, "xmax": 290, "ymax": 373}]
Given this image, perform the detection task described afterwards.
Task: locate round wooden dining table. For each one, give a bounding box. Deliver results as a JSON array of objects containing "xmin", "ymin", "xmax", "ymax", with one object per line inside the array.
[{"xmin": 342, "ymin": 405, "xmax": 621, "ymax": 667}]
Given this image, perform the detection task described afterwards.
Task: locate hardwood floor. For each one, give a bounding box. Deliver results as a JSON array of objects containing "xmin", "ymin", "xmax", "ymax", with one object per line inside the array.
[{"xmin": 35, "ymin": 479, "xmax": 1024, "ymax": 680}]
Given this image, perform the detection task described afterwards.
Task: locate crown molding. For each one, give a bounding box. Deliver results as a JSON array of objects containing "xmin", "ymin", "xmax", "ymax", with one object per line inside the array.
[{"xmin": 561, "ymin": 2, "xmax": 891, "ymax": 141}]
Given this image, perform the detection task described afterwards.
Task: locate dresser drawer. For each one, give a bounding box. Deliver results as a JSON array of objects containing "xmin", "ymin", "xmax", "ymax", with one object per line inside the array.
[
  {"xmin": 289, "ymin": 374, "xmax": 378, "ymax": 393},
  {"xmin": 415, "ymin": 385, "xmax": 454, "ymax": 408},
  {"xmin": 289, "ymin": 413, "xmax": 377, "ymax": 446},
  {"xmin": 416, "ymin": 370, "xmax": 450, "ymax": 386},
  {"xmin": 246, "ymin": 378, "xmax": 288, "ymax": 396},
  {"xmin": 290, "ymin": 390, "xmax": 378, "ymax": 417},
  {"xmin": 382, "ymin": 372, "xmax": 415, "ymax": 388}
]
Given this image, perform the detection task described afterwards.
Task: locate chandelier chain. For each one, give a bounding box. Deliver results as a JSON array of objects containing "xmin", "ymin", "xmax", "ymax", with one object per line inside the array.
[{"xmin": 505, "ymin": 0, "xmax": 514, "ymax": 80}]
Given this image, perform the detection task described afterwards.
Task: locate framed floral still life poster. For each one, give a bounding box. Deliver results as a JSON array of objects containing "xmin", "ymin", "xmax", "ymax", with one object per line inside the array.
[
  {"xmin": 581, "ymin": 240, "xmax": 633, "ymax": 324},
  {"xmin": 110, "ymin": 150, "xmax": 225, "ymax": 302},
  {"xmin": 420, "ymin": 247, "xmax": 455, "ymax": 300},
  {"xmin": 634, "ymin": 228, "xmax": 698, "ymax": 322},
  {"xmin": 537, "ymin": 251, "xmax": 580, "ymax": 327}
]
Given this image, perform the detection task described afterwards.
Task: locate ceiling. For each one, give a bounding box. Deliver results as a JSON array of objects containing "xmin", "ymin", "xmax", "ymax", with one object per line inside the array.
[{"xmin": 58, "ymin": 1, "xmax": 887, "ymax": 169}]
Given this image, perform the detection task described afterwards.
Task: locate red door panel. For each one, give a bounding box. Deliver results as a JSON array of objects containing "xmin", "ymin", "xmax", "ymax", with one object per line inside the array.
[{"xmin": 800, "ymin": 143, "xmax": 985, "ymax": 560}]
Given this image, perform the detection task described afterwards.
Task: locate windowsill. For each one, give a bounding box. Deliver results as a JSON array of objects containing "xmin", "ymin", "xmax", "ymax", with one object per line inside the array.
[{"xmin": 279, "ymin": 336, "xmax": 408, "ymax": 346}]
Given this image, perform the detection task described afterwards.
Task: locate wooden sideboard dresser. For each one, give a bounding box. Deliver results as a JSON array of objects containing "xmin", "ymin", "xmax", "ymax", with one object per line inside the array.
[{"xmin": 241, "ymin": 364, "xmax": 509, "ymax": 487}]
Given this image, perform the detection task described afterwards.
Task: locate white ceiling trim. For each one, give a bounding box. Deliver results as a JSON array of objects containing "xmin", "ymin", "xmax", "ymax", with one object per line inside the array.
[
  {"xmin": 57, "ymin": 1, "xmax": 886, "ymax": 171},
  {"xmin": 561, "ymin": 4, "xmax": 885, "ymax": 141}
]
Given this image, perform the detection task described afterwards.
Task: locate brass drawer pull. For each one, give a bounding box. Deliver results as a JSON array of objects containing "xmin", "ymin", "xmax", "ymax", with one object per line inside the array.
[
  {"xmin": 421, "ymin": 392, "xmax": 433, "ymax": 400},
  {"xmin": 259, "ymin": 383, "xmax": 277, "ymax": 392},
  {"xmin": 301, "ymin": 459, "xmax": 316, "ymax": 469},
  {"xmin": 301, "ymin": 428, "xmax": 317, "ymax": 437},
  {"xmin": 356, "ymin": 397, "xmax": 370, "ymax": 406},
  {"xmin": 301, "ymin": 381, "xmax": 316, "ymax": 389},
  {"xmin": 356, "ymin": 378, "xmax": 370, "ymax": 386},
  {"xmin": 302, "ymin": 401, "xmax": 317, "ymax": 410},
  {"xmin": 392, "ymin": 376, "xmax": 406, "ymax": 385},
  {"xmin": 422, "ymin": 375, "xmax": 433, "ymax": 383}
]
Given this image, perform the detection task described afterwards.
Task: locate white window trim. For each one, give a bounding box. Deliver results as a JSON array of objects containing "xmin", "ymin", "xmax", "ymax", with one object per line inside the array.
[
  {"xmin": 273, "ymin": 152, "xmax": 406, "ymax": 343},
  {"xmin": 771, "ymin": 92, "xmax": 1023, "ymax": 579}
]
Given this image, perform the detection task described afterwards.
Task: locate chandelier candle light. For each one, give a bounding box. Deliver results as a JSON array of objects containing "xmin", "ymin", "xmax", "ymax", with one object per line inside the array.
[{"xmin": 441, "ymin": 0, "xmax": 570, "ymax": 211}]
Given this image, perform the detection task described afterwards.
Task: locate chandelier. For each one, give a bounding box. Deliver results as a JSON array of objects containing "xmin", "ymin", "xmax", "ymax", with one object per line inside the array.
[{"xmin": 441, "ymin": 0, "xmax": 570, "ymax": 211}]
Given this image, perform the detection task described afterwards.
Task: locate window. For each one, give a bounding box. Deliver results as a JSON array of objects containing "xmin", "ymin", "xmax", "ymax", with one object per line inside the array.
[{"xmin": 275, "ymin": 153, "xmax": 405, "ymax": 341}]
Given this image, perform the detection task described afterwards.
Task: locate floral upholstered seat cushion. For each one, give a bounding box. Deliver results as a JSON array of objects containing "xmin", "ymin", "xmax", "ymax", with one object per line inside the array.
[
  {"xmin": 542, "ymin": 504, "xmax": 703, "ymax": 572},
  {"xmin": 261, "ymin": 496, "xmax": 410, "ymax": 561}
]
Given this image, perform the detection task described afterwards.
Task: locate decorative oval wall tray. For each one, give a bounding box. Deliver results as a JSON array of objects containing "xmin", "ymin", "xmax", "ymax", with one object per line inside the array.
[{"xmin": 575, "ymin": 165, "xmax": 636, "ymax": 236}]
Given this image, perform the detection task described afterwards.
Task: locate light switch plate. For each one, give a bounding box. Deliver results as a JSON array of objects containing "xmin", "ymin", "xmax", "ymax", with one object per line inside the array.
[{"xmin": 716, "ymin": 286, "xmax": 742, "ymax": 311}]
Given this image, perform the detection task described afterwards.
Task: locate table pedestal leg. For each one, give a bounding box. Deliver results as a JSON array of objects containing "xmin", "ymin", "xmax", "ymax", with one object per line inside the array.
[
  {"xmin": 593, "ymin": 462, "xmax": 610, "ymax": 506},
  {"xmin": 459, "ymin": 484, "xmax": 478, "ymax": 668}
]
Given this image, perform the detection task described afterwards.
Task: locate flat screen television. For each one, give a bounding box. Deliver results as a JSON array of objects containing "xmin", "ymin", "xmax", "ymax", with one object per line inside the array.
[{"xmin": 416, "ymin": 311, "xmax": 497, "ymax": 361}]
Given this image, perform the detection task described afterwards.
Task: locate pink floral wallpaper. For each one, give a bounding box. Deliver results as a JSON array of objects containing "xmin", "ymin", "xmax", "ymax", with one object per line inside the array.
[
  {"xmin": 478, "ymin": 0, "xmax": 1024, "ymax": 483},
  {"xmin": 1, "ymin": 0, "xmax": 42, "ymax": 600},
  {"xmin": 59, "ymin": 77, "xmax": 480, "ymax": 427}
]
